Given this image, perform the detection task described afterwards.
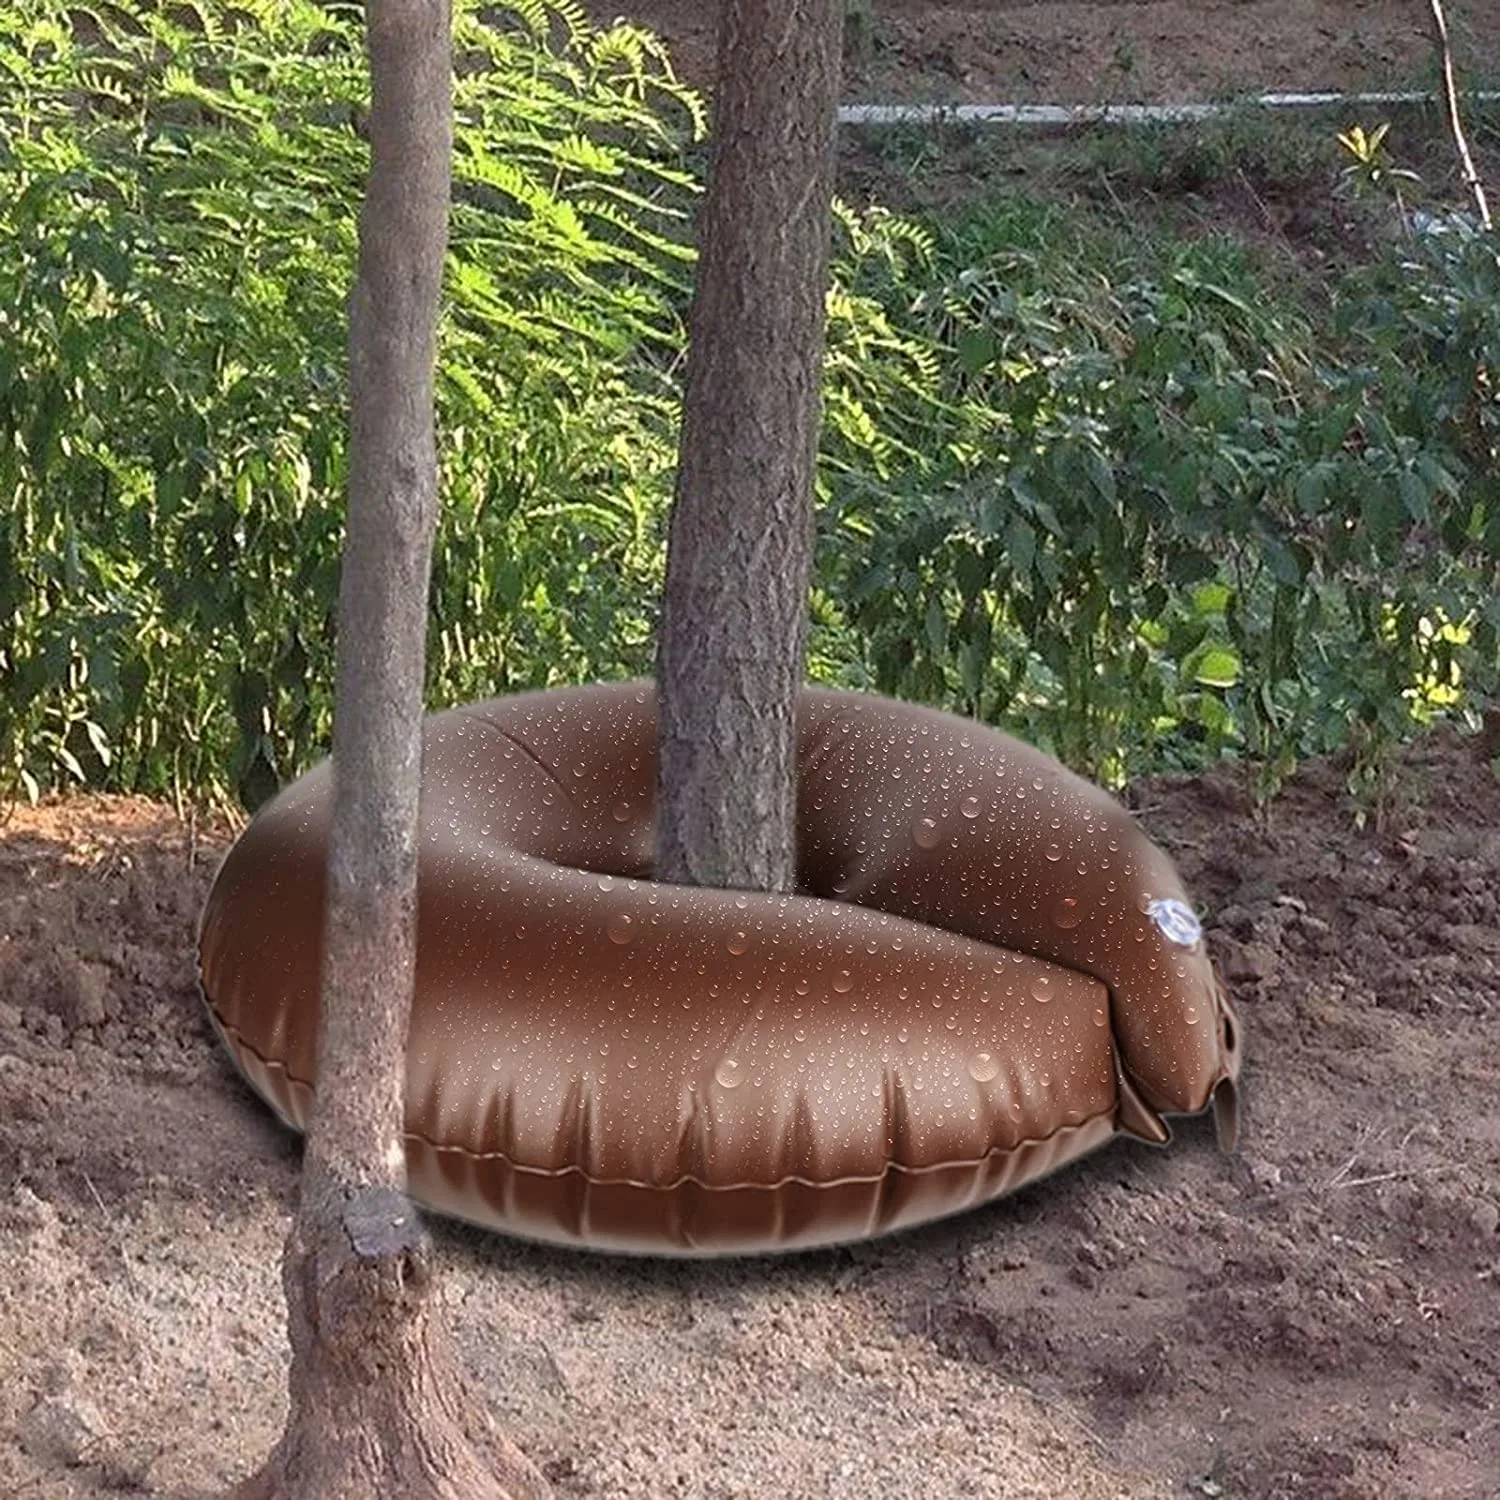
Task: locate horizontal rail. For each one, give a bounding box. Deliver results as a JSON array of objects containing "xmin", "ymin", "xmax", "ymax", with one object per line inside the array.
[{"xmin": 837, "ymin": 90, "xmax": 1500, "ymax": 128}]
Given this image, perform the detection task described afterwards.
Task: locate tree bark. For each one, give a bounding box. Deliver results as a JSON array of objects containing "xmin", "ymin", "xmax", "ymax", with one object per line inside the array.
[
  {"xmin": 1427, "ymin": 0, "xmax": 1492, "ymax": 230},
  {"xmin": 655, "ymin": 0, "xmax": 845, "ymax": 893},
  {"xmin": 230, "ymin": 4, "xmax": 547, "ymax": 1497}
]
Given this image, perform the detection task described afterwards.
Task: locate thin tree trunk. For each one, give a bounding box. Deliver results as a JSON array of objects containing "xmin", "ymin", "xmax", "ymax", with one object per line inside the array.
[
  {"xmin": 231, "ymin": 4, "xmax": 547, "ymax": 1496},
  {"xmin": 655, "ymin": 0, "xmax": 846, "ymax": 894},
  {"xmin": 1427, "ymin": 0, "xmax": 1492, "ymax": 229}
]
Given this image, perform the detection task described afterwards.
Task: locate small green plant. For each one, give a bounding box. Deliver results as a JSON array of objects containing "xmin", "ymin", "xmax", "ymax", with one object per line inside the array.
[
  {"xmin": 844, "ymin": 0, "xmax": 876, "ymax": 67},
  {"xmin": 0, "ymin": 0, "xmax": 703, "ymax": 806},
  {"xmin": 817, "ymin": 187, "xmax": 1500, "ymax": 808},
  {"xmin": 1337, "ymin": 121, "xmax": 1421, "ymax": 224}
]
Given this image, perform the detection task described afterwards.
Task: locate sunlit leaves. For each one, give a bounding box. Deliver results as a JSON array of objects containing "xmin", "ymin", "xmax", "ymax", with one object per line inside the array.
[
  {"xmin": 818, "ymin": 196, "xmax": 1500, "ymax": 796},
  {"xmin": 0, "ymin": 0, "xmax": 700, "ymax": 806},
  {"xmin": 4, "ymin": 1, "xmax": 1497, "ymax": 814}
]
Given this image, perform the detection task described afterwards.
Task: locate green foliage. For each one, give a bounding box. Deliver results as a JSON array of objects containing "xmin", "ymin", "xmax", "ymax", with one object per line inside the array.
[
  {"xmin": 1070, "ymin": 112, "xmax": 1335, "ymax": 206},
  {"xmin": 2, "ymin": 6, "xmax": 1496, "ymax": 817},
  {"xmin": 0, "ymin": 0, "xmax": 700, "ymax": 806},
  {"xmin": 817, "ymin": 193, "xmax": 1500, "ymax": 800}
]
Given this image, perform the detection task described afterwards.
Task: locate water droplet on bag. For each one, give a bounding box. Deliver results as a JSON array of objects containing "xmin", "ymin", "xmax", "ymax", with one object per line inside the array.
[
  {"xmin": 912, "ymin": 817, "xmax": 940, "ymax": 849},
  {"xmin": 606, "ymin": 912, "xmax": 634, "ymax": 945},
  {"xmin": 727, "ymin": 931, "xmax": 749, "ymax": 956},
  {"xmin": 968, "ymin": 1051, "xmax": 1000, "ymax": 1082},
  {"xmin": 715, "ymin": 1058, "xmax": 744, "ymax": 1089}
]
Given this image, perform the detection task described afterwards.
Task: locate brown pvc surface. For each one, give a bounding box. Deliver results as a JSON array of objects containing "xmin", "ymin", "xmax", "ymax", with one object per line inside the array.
[{"xmin": 198, "ymin": 682, "xmax": 1240, "ymax": 1256}]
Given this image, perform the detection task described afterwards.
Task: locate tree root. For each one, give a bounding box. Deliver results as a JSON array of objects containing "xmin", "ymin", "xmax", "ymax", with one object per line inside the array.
[{"xmin": 230, "ymin": 1189, "xmax": 551, "ymax": 1500}]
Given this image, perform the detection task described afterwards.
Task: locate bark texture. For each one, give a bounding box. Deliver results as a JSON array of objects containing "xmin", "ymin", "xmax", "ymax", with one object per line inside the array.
[
  {"xmin": 1427, "ymin": 0, "xmax": 1492, "ymax": 229},
  {"xmin": 655, "ymin": 0, "xmax": 845, "ymax": 893},
  {"xmin": 231, "ymin": 4, "xmax": 547, "ymax": 1497}
]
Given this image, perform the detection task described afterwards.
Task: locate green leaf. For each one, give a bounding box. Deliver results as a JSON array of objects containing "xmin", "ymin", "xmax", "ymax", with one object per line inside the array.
[
  {"xmin": 1168, "ymin": 548, "xmax": 1216, "ymax": 586},
  {"xmin": 957, "ymin": 327, "xmax": 996, "ymax": 375},
  {"xmin": 954, "ymin": 548, "xmax": 988, "ymax": 604},
  {"xmin": 495, "ymin": 559, "xmax": 524, "ymax": 610},
  {"xmin": 1294, "ymin": 464, "xmax": 1328, "ymax": 515},
  {"xmin": 1189, "ymin": 580, "xmax": 1232, "ymax": 616},
  {"xmin": 56, "ymin": 745, "xmax": 87, "ymax": 782},
  {"xmin": 1361, "ymin": 486, "xmax": 1404, "ymax": 558},
  {"xmin": 1004, "ymin": 517, "xmax": 1036, "ymax": 577},
  {"xmin": 1192, "ymin": 645, "xmax": 1241, "ymax": 689},
  {"xmin": 1397, "ymin": 468, "xmax": 1431, "ymax": 524},
  {"xmin": 84, "ymin": 720, "xmax": 113, "ymax": 767},
  {"xmin": 1086, "ymin": 449, "xmax": 1117, "ymax": 506},
  {"xmin": 1265, "ymin": 542, "xmax": 1305, "ymax": 587}
]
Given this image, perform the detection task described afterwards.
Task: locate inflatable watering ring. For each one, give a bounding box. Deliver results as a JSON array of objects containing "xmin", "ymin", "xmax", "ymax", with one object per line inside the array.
[{"xmin": 199, "ymin": 682, "xmax": 1240, "ymax": 1256}]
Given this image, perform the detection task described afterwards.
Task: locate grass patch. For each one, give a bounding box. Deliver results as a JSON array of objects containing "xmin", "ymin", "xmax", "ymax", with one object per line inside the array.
[{"xmin": 839, "ymin": 98, "xmax": 1500, "ymax": 267}]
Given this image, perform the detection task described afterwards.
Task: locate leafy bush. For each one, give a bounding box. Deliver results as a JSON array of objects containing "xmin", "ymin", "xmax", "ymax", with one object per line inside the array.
[
  {"xmin": 818, "ymin": 193, "xmax": 1500, "ymax": 804},
  {"xmin": 2, "ymin": 3, "xmax": 1496, "ymax": 817},
  {"xmin": 0, "ymin": 0, "xmax": 700, "ymax": 805}
]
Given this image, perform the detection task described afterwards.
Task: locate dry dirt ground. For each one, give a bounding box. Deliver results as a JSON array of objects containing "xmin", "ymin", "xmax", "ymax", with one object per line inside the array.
[
  {"xmin": 2, "ymin": 726, "xmax": 1498, "ymax": 1500},
  {"xmin": 580, "ymin": 0, "xmax": 1500, "ymax": 104}
]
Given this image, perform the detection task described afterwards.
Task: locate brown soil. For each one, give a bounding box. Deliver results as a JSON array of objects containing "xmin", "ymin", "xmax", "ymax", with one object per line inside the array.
[
  {"xmin": 3, "ymin": 726, "xmax": 1498, "ymax": 1499},
  {"xmin": 583, "ymin": 1, "xmax": 1499, "ymax": 104}
]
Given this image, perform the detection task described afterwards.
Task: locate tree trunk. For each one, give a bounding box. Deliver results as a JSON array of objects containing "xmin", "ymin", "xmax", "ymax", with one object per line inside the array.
[
  {"xmin": 231, "ymin": 5, "xmax": 547, "ymax": 1497},
  {"xmin": 1427, "ymin": 0, "xmax": 1493, "ymax": 230},
  {"xmin": 655, "ymin": 0, "xmax": 846, "ymax": 893}
]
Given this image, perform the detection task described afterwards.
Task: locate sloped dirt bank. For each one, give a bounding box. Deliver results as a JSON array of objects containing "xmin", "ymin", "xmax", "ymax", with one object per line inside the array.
[{"xmin": 581, "ymin": 1, "xmax": 1499, "ymax": 106}]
